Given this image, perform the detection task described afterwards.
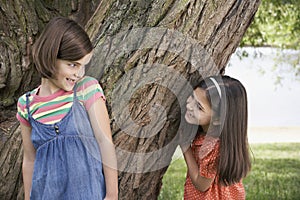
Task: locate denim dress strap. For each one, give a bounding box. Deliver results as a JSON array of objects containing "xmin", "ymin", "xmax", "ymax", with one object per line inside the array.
[
  {"xmin": 25, "ymin": 92, "xmax": 31, "ymax": 117},
  {"xmin": 28, "ymin": 83, "xmax": 106, "ymax": 199}
]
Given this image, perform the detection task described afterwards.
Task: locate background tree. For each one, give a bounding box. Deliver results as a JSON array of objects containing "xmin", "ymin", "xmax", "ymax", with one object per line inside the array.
[
  {"xmin": 242, "ymin": 0, "xmax": 300, "ymax": 49},
  {"xmin": 0, "ymin": 0, "xmax": 260, "ymax": 199}
]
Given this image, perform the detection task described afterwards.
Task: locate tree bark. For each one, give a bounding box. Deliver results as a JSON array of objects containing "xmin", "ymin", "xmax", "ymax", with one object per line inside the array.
[{"xmin": 0, "ymin": 0, "xmax": 261, "ymax": 199}]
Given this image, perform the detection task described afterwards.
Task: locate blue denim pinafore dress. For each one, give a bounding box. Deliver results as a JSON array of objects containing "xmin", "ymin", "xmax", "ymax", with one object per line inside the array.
[{"xmin": 26, "ymin": 85, "xmax": 106, "ymax": 200}]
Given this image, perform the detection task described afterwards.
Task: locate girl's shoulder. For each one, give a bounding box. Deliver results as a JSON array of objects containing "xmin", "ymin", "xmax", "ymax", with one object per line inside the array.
[
  {"xmin": 17, "ymin": 87, "xmax": 39, "ymax": 106},
  {"xmin": 76, "ymin": 76, "xmax": 104, "ymax": 93},
  {"xmin": 77, "ymin": 76, "xmax": 99, "ymax": 87},
  {"xmin": 193, "ymin": 132, "xmax": 206, "ymax": 145},
  {"xmin": 16, "ymin": 87, "xmax": 39, "ymax": 126},
  {"xmin": 193, "ymin": 132, "xmax": 219, "ymax": 147},
  {"xmin": 76, "ymin": 76, "xmax": 105, "ymax": 109}
]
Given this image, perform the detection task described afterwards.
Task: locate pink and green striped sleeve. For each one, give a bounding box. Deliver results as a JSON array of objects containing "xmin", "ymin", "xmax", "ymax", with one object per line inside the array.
[
  {"xmin": 76, "ymin": 76, "xmax": 106, "ymax": 111},
  {"xmin": 16, "ymin": 90, "xmax": 36, "ymax": 127}
]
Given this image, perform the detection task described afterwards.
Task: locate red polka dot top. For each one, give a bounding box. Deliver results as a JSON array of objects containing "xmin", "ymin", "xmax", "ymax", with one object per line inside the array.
[{"xmin": 184, "ymin": 134, "xmax": 245, "ymax": 200}]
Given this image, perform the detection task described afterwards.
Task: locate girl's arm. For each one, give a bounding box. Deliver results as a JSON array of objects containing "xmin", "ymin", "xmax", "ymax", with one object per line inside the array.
[
  {"xmin": 181, "ymin": 146, "xmax": 214, "ymax": 192},
  {"xmin": 20, "ymin": 123, "xmax": 36, "ymax": 200},
  {"xmin": 88, "ymin": 98, "xmax": 118, "ymax": 200}
]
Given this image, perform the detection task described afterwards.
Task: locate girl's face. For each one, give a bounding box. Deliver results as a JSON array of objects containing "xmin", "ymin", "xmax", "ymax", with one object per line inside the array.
[
  {"xmin": 48, "ymin": 51, "xmax": 93, "ymax": 92},
  {"xmin": 185, "ymin": 88, "xmax": 212, "ymax": 131}
]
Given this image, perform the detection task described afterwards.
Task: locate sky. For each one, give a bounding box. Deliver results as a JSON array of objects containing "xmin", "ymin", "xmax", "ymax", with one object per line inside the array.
[{"xmin": 225, "ymin": 47, "xmax": 300, "ymax": 127}]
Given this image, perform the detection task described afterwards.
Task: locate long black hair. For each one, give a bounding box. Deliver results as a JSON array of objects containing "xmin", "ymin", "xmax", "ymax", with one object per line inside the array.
[{"xmin": 197, "ymin": 75, "xmax": 251, "ymax": 185}]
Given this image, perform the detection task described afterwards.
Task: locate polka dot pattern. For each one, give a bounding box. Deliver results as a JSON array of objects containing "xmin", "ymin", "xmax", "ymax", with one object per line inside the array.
[{"xmin": 184, "ymin": 134, "xmax": 245, "ymax": 200}]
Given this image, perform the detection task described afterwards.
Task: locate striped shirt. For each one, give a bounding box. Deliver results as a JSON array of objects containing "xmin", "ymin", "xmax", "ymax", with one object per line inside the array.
[{"xmin": 16, "ymin": 76, "xmax": 105, "ymax": 126}]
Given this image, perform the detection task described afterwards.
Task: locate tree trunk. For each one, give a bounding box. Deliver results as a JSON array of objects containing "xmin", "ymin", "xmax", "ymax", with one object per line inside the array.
[{"xmin": 0, "ymin": 0, "xmax": 261, "ymax": 199}]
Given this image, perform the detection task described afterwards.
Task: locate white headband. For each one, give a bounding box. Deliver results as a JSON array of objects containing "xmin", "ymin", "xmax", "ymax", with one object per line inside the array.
[{"xmin": 210, "ymin": 77, "xmax": 222, "ymax": 98}]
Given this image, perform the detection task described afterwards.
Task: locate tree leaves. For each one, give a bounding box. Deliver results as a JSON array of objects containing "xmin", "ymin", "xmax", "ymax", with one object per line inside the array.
[{"xmin": 242, "ymin": 0, "xmax": 300, "ymax": 49}]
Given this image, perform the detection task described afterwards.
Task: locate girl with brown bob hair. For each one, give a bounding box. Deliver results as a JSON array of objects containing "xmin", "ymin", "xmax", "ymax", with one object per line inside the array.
[
  {"xmin": 17, "ymin": 17, "xmax": 118, "ymax": 200},
  {"xmin": 181, "ymin": 75, "xmax": 251, "ymax": 199},
  {"xmin": 32, "ymin": 16, "xmax": 93, "ymax": 79}
]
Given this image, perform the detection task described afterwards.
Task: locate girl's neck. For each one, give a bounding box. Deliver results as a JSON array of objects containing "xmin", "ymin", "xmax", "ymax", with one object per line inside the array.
[
  {"xmin": 202, "ymin": 125, "xmax": 209, "ymax": 133},
  {"xmin": 39, "ymin": 78, "xmax": 61, "ymax": 97}
]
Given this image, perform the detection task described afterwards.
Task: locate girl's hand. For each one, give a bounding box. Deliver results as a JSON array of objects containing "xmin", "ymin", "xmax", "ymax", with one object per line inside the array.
[{"xmin": 177, "ymin": 126, "xmax": 194, "ymax": 153}]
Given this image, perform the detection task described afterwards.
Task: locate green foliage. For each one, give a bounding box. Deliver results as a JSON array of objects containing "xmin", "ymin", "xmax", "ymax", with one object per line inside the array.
[
  {"xmin": 244, "ymin": 143, "xmax": 300, "ymax": 199},
  {"xmin": 158, "ymin": 158, "xmax": 186, "ymax": 200},
  {"xmin": 239, "ymin": 0, "xmax": 300, "ymax": 83},
  {"xmin": 242, "ymin": 0, "xmax": 300, "ymax": 49},
  {"xmin": 159, "ymin": 143, "xmax": 300, "ymax": 200}
]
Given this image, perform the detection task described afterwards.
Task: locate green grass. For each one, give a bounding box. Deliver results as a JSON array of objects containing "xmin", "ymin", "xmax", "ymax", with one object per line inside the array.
[{"xmin": 158, "ymin": 143, "xmax": 300, "ymax": 200}]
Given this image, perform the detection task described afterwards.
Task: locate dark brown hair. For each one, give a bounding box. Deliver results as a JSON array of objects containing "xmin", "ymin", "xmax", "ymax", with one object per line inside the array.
[
  {"xmin": 198, "ymin": 75, "xmax": 251, "ymax": 186},
  {"xmin": 32, "ymin": 16, "xmax": 93, "ymax": 78}
]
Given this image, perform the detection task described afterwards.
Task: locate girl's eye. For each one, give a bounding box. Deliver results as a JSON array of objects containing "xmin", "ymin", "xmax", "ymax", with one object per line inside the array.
[
  {"xmin": 69, "ymin": 63, "xmax": 76, "ymax": 67},
  {"xmin": 197, "ymin": 104, "xmax": 201, "ymax": 110},
  {"xmin": 197, "ymin": 103, "xmax": 203, "ymax": 111}
]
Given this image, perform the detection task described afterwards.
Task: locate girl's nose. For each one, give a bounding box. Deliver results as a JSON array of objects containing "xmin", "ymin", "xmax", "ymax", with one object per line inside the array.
[{"xmin": 186, "ymin": 96, "xmax": 193, "ymax": 110}]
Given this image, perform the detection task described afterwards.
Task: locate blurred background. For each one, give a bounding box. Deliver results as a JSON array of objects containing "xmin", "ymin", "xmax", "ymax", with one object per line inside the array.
[
  {"xmin": 226, "ymin": 47, "xmax": 300, "ymax": 143},
  {"xmin": 226, "ymin": 0, "xmax": 300, "ymax": 143}
]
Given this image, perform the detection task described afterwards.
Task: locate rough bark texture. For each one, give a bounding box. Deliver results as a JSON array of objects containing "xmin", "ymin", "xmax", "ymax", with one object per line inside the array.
[{"xmin": 0, "ymin": 0, "xmax": 260, "ymax": 199}]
